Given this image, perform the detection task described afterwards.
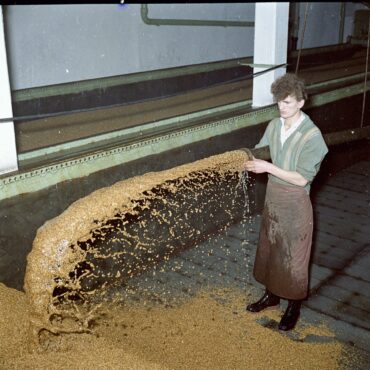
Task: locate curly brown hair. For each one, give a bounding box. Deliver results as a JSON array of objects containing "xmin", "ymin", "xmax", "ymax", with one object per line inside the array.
[{"xmin": 270, "ymin": 73, "xmax": 307, "ymax": 102}]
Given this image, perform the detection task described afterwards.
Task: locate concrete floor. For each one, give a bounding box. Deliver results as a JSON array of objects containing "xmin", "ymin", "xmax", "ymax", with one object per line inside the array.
[{"xmin": 118, "ymin": 159, "xmax": 370, "ymax": 369}]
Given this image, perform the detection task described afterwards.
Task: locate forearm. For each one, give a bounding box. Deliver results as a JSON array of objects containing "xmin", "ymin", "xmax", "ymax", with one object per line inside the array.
[
  {"xmin": 245, "ymin": 159, "xmax": 308, "ymax": 187},
  {"xmin": 266, "ymin": 162, "xmax": 308, "ymax": 187}
]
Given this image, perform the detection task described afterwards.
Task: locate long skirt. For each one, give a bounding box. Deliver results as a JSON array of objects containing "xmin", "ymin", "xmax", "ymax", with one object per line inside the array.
[{"xmin": 253, "ymin": 180, "xmax": 313, "ymax": 300}]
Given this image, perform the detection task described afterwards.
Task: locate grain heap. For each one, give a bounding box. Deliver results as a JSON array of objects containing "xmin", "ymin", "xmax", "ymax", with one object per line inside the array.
[
  {"xmin": 0, "ymin": 283, "xmax": 353, "ymax": 369},
  {"xmin": 24, "ymin": 150, "xmax": 250, "ymax": 346},
  {"xmin": 0, "ymin": 147, "xmax": 359, "ymax": 368}
]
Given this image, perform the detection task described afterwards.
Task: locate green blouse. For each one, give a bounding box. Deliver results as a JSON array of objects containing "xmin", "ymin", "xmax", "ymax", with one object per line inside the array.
[{"xmin": 255, "ymin": 112, "xmax": 328, "ymax": 193}]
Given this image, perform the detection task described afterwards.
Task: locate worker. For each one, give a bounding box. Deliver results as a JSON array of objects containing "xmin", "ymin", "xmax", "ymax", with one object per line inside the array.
[{"xmin": 244, "ymin": 73, "xmax": 328, "ymax": 331}]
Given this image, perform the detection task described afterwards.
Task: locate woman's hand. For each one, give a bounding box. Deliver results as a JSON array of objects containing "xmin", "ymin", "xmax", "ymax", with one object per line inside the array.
[
  {"xmin": 244, "ymin": 159, "xmax": 271, "ymax": 174},
  {"xmin": 244, "ymin": 158, "xmax": 308, "ymax": 187}
]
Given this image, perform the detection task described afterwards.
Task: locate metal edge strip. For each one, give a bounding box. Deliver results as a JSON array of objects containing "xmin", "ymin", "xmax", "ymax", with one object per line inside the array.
[{"xmin": 18, "ymin": 100, "xmax": 250, "ymax": 161}]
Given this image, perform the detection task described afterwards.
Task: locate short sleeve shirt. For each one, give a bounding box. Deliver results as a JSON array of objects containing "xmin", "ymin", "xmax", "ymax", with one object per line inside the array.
[{"xmin": 255, "ymin": 112, "xmax": 328, "ymax": 193}]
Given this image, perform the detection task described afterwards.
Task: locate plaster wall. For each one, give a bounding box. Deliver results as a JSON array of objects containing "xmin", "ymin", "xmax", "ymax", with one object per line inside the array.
[{"xmin": 4, "ymin": 4, "xmax": 254, "ymax": 90}]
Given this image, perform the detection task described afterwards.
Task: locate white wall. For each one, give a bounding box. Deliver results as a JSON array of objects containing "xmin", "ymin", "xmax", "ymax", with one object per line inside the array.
[
  {"xmin": 4, "ymin": 4, "xmax": 255, "ymax": 90},
  {"xmin": 0, "ymin": 6, "xmax": 17, "ymax": 175},
  {"xmin": 4, "ymin": 3, "xmax": 368, "ymax": 91}
]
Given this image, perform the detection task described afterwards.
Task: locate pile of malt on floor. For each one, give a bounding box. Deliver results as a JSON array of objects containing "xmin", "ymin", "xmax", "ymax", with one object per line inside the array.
[
  {"xmin": 0, "ymin": 282, "xmax": 357, "ymax": 370},
  {"xmin": 9, "ymin": 149, "xmax": 361, "ymax": 369},
  {"xmin": 23, "ymin": 150, "xmax": 249, "ymax": 336}
]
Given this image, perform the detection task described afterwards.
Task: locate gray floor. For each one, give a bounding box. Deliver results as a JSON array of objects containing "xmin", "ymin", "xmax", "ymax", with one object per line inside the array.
[{"xmin": 118, "ymin": 159, "xmax": 370, "ymax": 369}]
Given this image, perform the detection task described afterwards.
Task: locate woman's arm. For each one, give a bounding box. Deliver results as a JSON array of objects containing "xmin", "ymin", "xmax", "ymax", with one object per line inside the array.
[{"xmin": 244, "ymin": 158, "xmax": 308, "ymax": 187}]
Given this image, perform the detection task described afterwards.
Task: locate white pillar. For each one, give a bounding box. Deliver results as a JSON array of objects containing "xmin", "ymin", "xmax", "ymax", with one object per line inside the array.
[
  {"xmin": 0, "ymin": 6, "xmax": 18, "ymax": 175},
  {"xmin": 252, "ymin": 2, "xmax": 290, "ymax": 107}
]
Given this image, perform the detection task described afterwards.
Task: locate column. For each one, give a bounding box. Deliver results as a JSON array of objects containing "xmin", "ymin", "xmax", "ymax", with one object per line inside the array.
[
  {"xmin": 0, "ymin": 6, "xmax": 18, "ymax": 175},
  {"xmin": 252, "ymin": 2, "xmax": 290, "ymax": 107}
]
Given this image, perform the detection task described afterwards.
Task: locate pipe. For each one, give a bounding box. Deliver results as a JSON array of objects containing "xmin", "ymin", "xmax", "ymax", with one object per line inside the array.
[
  {"xmin": 323, "ymin": 125, "xmax": 370, "ymax": 146},
  {"xmin": 141, "ymin": 4, "xmax": 254, "ymax": 28},
  {"xmin": 339, "ymin": 2, "xmax": 346, "ymax": 44},
  {"xmin": 288, "ymin": 2, "xmax": 300, "ymax": 51}
]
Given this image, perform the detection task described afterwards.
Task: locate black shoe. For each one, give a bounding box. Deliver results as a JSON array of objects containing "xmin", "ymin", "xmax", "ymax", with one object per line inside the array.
[
  {"xmin": 246, "ymin": 290, "xmax": 280, "ymax": 313},
  {"xmin": 278, "ymin": 300, "xmax": 302, "ymax": 331}
]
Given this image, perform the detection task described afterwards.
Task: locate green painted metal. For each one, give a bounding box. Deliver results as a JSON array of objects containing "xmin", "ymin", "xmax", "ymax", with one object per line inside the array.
[
  {"xmin": 13, "ymin": 57, "xmax": 252, "ymax": 102},
  {"xmin": 306, "ymin": 72, "xmax": 368, "ymax": 91},
  {"xmin": 18, "ymin": 100, "xmax": 251, "ymax": 162},
  {"xmin": 17, "ymin": 72, "xmax": 370, "ymax": 164},
  {"xmin": 289, "ymin": 42, "xmax": 357, "ymax": 58},
  {"xmin": 140, "ymin": 4, "xmax": 254, "ymax": 28},
  {"xmin": 1, "ymin": 79, "xmax": 369, "ymax": 201},
  {"xmin": 309, "ymin": 81, "xmax": 370, "ymax": 106},
  {"xmin": 0, "ymin": 105, "xmax": 276, "ymax": 201},
  {"xmin": 13, "ymin": 58, "xmax": 368, "ymax": 104}
]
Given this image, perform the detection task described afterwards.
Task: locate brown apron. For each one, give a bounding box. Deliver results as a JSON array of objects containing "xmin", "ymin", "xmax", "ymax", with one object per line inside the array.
[{"xmin": 253, "ymin": 180, "xmax": 313, "ymax": 300}]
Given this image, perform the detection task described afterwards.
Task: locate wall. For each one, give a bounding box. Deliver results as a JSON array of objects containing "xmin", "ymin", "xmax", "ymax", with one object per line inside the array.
[
  {"xmin": 298, "ymin": 2, "xmax": 367, "ymax": 48},
  {"xmin": 5, "ymin": 3, "xmax": 368, "ymax": 91},
  {"xmin": 4, "ymin": 4, "xmax": 255, "ymax": 90}
]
